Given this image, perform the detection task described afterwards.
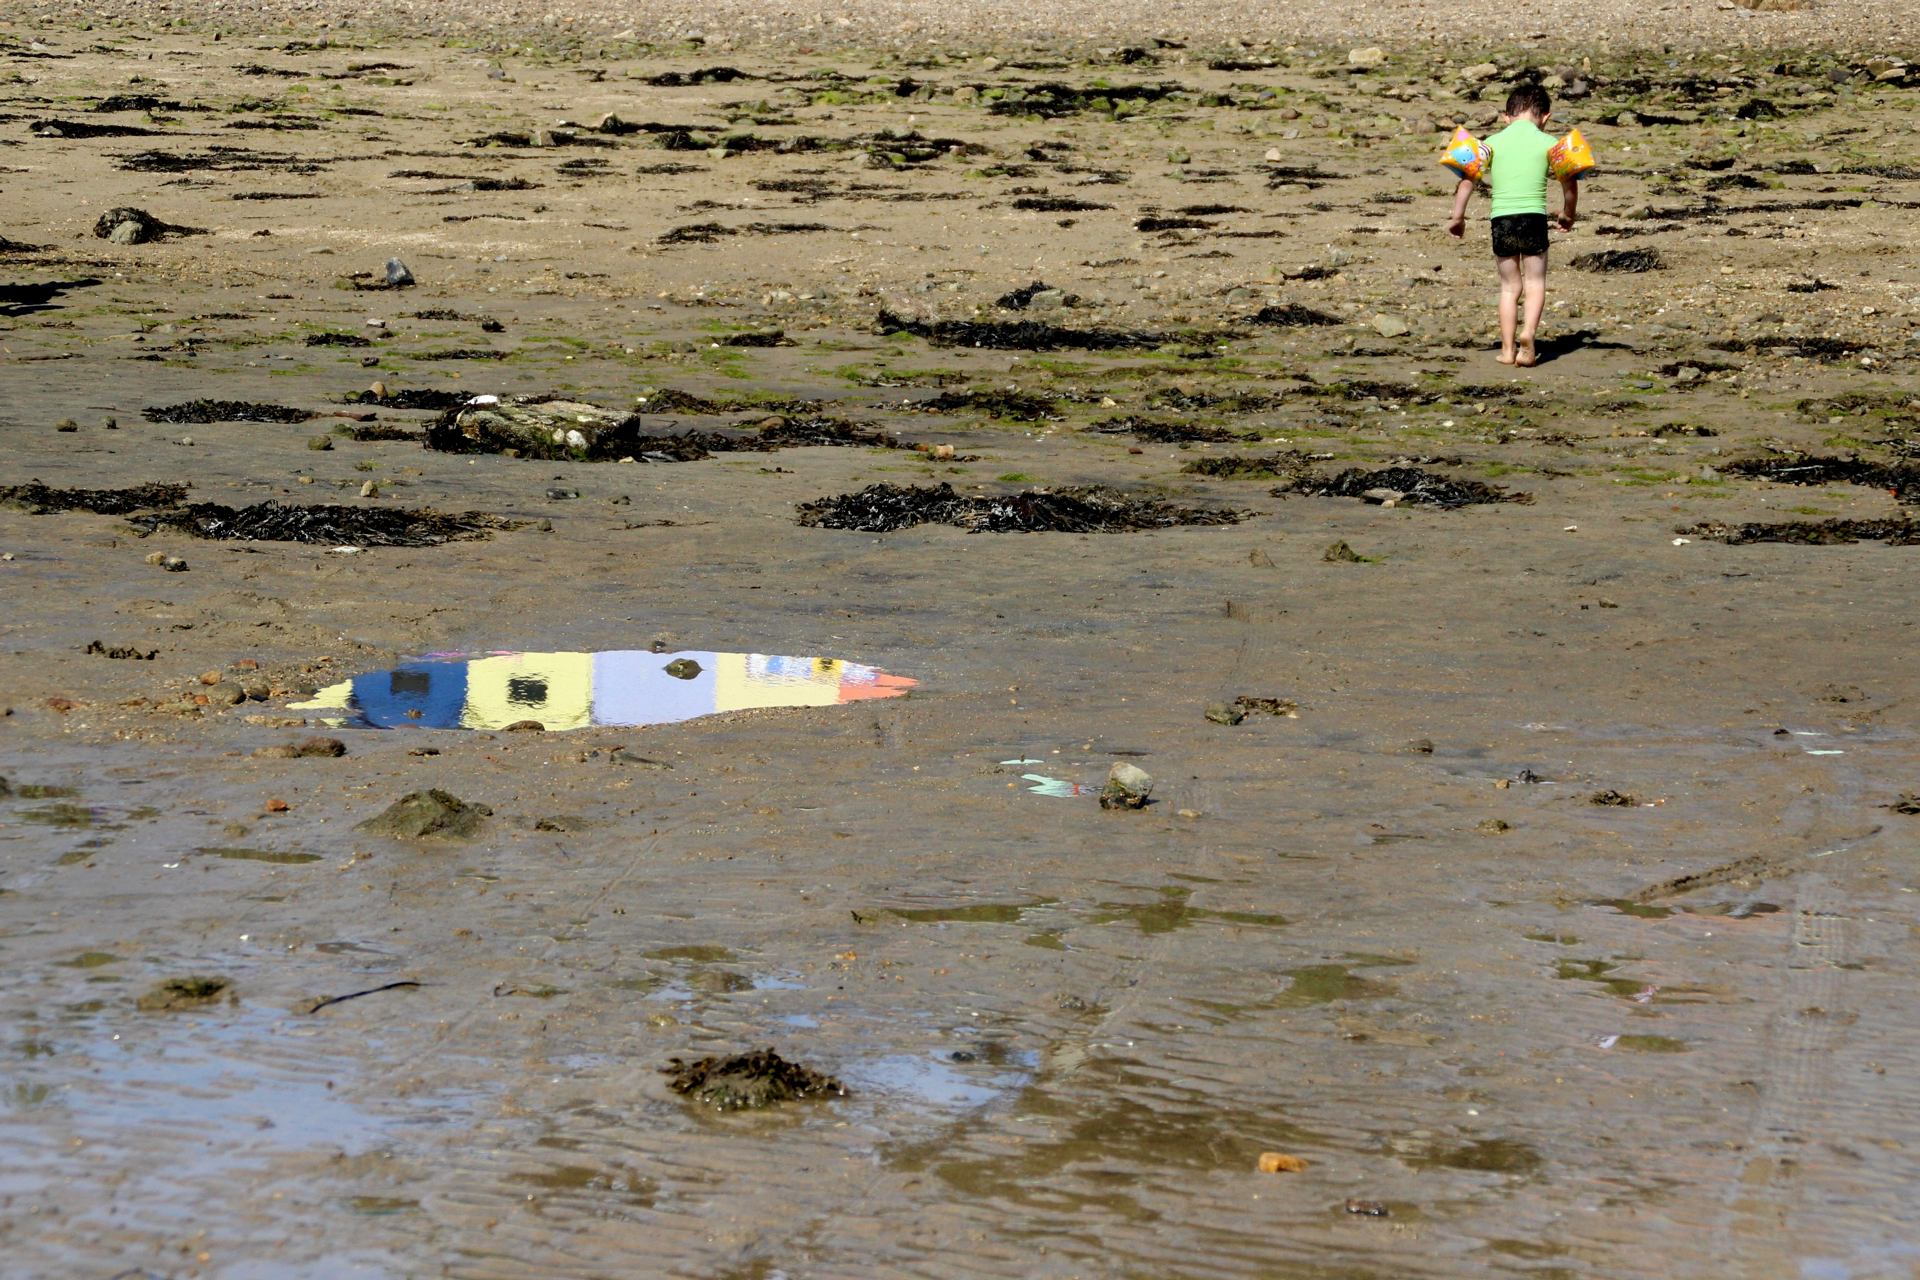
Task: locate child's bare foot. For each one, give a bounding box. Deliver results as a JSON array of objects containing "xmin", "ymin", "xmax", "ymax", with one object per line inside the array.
[{"xmin": 1515, "ymin": 336, "xmax": 1537, "ymax": 367}]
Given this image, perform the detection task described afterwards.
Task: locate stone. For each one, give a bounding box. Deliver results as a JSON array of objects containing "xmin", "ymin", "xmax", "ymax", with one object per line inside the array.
[
  {"xmin": 1371, "ymin": 314, "xmax": 1411, "ymax": 338},
  {"xmin": 359, "ymin": 480, "xmax": 379, "ymax": 498},
  {"xmin": 384, "ymin": 258, "xmax": 414, "ymax": 288},
  {"xmin": 664, "ymin": 657, "xmax": 702, "ymax": 680},
  {"xmin": 93, "ymin": 207, "xmax": 163, "ymax": 244},
  {"xmin": 1362, "ymin": 488, "xmax": 1404, "ymax": 506},
  {"xmin": 1027, "ymin": 288, "xmax": 1068, "ymax": 311},
  {"xmin": 1204, "ymin": 702, "xmax": 1247, "ymax": 726},
  {"xmin": 1347, "ymin": 47, "xmax": 1386, "ymax": 71},
  {"xmin": 357, "ymin": 789, "xmax": 492, "ymax": 839},
  {"xmin": 1100, "ymin": 762, "xmax": 1154, "ymax": 810},
  {"xmin": 1324, "ymin": 541, "xmax": 1366, "ymax": 563},
  {"xmin": 1461, "ymin": 62, "xmax": 1501, "ymax": 82},
  {"xmin": 433, "ymin": 396, "xmax": 630, "ymax": 461},
  {"xmin": 307, "ymin": 435, "xmax": 333, "ymax": 451}
]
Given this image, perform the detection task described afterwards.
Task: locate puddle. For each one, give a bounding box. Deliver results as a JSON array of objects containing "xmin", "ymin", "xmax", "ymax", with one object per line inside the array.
[
  {"xmin": 1022, "ymin": 773, "xmax": 1091, "ymax": 797},
  {"xmin": 645, "ymin": 944, "xmax": 736, "ymax": 963},
  {"xmin": 1406, "ymin": 1138, "xmax": 1544, "ymax": 1175},
  {"xmin": 0, "ymin": 1003, "xmax": 475, "ymax": 1199},
  {"xmin": 197, "ymin": 846, "xmax": 323, "ymax": 864},
  {"xmin": 1090, "ymin": 887, "xmax": 1288, "ymax": 934},
  {"xmin": 293, "ymin": 650, "xmax": 915, "ymax": 731},
  {"xmin": 883, "ymin": 899, "xmax": 1055, "ymax": 925},
  {"xmin": 1274, "ymin": 964, "xmax": 1397, "ymax": 1006},
  {"xmin": 1593, "ymin": 898, "xmax": 1675, "ymax": 919},
  {"xmin": 843, "ymin": 1050, "xmax": 1035, "ymax": 1111}
]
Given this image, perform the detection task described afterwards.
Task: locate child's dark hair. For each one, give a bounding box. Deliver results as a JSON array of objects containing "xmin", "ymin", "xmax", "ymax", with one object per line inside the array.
[{"xmin": 1505, "ymin": 84, "xmax": 1552, "ymax": 118}]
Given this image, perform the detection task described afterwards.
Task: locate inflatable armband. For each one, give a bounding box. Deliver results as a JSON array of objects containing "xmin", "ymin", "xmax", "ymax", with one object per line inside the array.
[
  {"xmin": 1439, "ymin": 126, "xmax": 1491, "ymax": 182},
  {"xmin": 1548, "ymin": 128, "xmax": 1595, "ymax": 181}
]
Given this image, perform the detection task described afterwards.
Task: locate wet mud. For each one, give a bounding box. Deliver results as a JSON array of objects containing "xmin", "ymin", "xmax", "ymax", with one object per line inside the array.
[{"xmin": 5, "ymin": 27, "xmax": 1920, "ymax": 1280}]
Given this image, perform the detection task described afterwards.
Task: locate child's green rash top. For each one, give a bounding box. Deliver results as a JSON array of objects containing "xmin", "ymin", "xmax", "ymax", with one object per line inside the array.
[{"xmin": 1485, "ymin": 119, "xmax": 1554, "ymax": 217}]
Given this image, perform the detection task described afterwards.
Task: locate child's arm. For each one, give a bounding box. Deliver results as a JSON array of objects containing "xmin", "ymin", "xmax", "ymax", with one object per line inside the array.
[
  {"xmin": 1446, "ymin": 178, "xmax": 1474, "ymax": 238},
  {"xmin": 1556, "ymin": 177, "xmax": 1579, "ymax": 232}
]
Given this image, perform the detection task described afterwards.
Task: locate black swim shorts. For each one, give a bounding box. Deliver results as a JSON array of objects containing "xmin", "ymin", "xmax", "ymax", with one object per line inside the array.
[{"xmin": 1490, "ymin": 213, "xmax": 1550, "ymax": 259}]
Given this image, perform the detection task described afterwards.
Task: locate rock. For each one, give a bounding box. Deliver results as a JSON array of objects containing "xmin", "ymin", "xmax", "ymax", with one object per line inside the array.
[
  {"xmin": 1371, "ymin": 314, "xmax": 1410, "ymax": 338},
  {"xmin": 1204, "ymin": 702, "xmax": 1247, "ymax": 726},
  {"xmin": 1461, "ymin": 62, "xmax": 1501, "ymax": 82},
  {"xmin": 357, "ymin": 789, "xmax": 492, "ymax": 839},
  {"xmin": 1027, "ymin": 288, "xmax": 1068, "ymax": 311},
  {"xmin": 307, "ymin": 435, "xmax": 333, "ymax": 451},
  {"xmin": 1100, "ymin": 762, "xmax": 1154, "ymax": 810},
  {"xmin": 1361, "ymin": 488, "xmax": 1404, "ymax": 506},
  {"xmin": 952, "ymin": 85, "xmax": 978, "ymax": 103},
  {"xmin": 93, "ymin": 207, "xmax": 164, "ymax": 244},
  {"xmin": 384, "ymin": 258, "xmax": 414, "ymax": 288},
  {"xmin": 1347, "ymin": 47, "xmax": 1386, "ymax": 70},
  {"xmin": 502, "ymin": 719, "xmax": 545, "ymax": 732},
  {"xmin": 359, "ymin": 480, "xmax": 379, "ymax": 498},
  {"xmin": 137, "ymin": 975, "xmax": 232, "ymax": 1012},
  {"xmin": 664, "ymin": 657, "xmax": 702, "ymax": 680},
  {"xmin": 430, "ymin": 396, "xmax": 632, "ymax": 461},
  {"xmin": 1324, "ymin": 541, "xmax": 1366, "ymax": 563},
  {"xmin": 1258, "ymin": 1152, "xmax": 1309, "ymax": 1173},
  {"xmin": 595, "ymin": 112, "xmax": 635, "ymax": 134}
]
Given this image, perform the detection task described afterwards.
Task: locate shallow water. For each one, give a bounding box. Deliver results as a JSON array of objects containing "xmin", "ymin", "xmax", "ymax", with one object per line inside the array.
[{"xmin": 292, "ymin": 649, "xmax": 916, "ymax": 730}]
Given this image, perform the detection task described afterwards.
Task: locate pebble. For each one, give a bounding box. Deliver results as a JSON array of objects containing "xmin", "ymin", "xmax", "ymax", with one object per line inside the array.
[{"xmin": 359, "ymin": 480, "xmax": 379, "ymax": 497}]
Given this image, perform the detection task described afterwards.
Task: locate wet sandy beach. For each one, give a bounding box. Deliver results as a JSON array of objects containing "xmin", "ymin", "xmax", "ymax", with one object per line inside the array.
[{"xmin": 2, "ymin": 20, "xmax": 1919, "ymax": 1280}]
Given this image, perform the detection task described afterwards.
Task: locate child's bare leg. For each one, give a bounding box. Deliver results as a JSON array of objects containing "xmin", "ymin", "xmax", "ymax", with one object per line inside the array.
[
  {"xmin": 1496, "ymin": 256, "xmax": 1522, "ymax": 364},
  {"xmin": 1516, "ymin": 253, "xmax": 1547, "ymax": 367}
]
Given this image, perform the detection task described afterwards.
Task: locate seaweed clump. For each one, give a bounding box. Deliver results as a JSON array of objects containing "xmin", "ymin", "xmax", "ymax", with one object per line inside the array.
[
  {"xmin": 912, "ymin": 388, "xmax": 1059, "ymax": 420},
  {"xmin": 132, "ymin": 502, "xmax": 509, "ymax": 547},
  {"xmin": 663, "ymin": 1048, "xmax": 846, "ymax": 1110},
  {"xmin": 1086, "ymin": 415, "xmax": 1257, "ymax": 444},
  {"xmin": 2, "ymin": 481, "xmax": 187, "ymax": 515},
  {"xmin": 1569, "ymin": 249, "xmax": 1665, "ymax": 273},
  {"xmin": 1680, "ymin": 518, "xmax": 1920, "ymax": 546},
  {"xmin": 1282, "ymin": 466, "xmax": 1530, "ymax": 508},
  {"xmin": 1722, "ymin": 454, "xmax": 1919, "ymax": 503},
  {"xmin": 1183, "ymin": 452, "xmax": 1316, "ymax": 480},
  {"xmin": 877, "ymin": 308, "xmax": 1170, "ymax": 352},
  {"xmin": 1250, "ymin": 303, "xmax": 1342, "ymax": 327},
  {"xmin": 350, "ymin": 388, "xmax": 470, "ymax": 411},
  {"xmin": 144, "ymin": 399, "xmax": 313, "ymax": 424},
  {"xmin": 796, "ymin": 482, "xmax": 1243, "ymax": 533}
]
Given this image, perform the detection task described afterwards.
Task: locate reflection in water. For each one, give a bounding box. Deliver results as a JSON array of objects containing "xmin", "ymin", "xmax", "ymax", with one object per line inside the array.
[{"xmin": 292, "ymin": 650, "xmax": 916, "ymax": 730}]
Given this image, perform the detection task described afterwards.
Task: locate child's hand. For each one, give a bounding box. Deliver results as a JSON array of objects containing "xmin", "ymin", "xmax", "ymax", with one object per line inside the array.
[{"xmin": 1446, "ymin": 216, "xmax": 1465, "ymax": 239}]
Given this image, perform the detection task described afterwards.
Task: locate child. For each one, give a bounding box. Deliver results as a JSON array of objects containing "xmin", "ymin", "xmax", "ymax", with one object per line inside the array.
[{"xmin": 1446, "ymin": 84, "xmax": 1578, "ymax": 367}]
